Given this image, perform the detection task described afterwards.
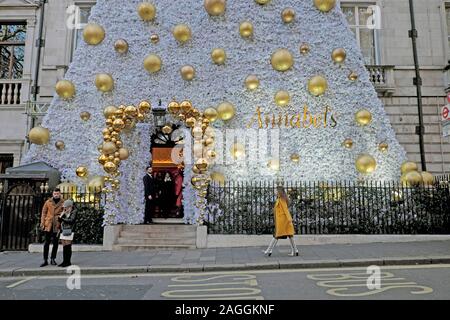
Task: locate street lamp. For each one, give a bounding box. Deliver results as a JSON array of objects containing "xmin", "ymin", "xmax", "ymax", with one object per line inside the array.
[{"xmin": 152, "ymin": 100, "xmax": 167, "ymax": 127}]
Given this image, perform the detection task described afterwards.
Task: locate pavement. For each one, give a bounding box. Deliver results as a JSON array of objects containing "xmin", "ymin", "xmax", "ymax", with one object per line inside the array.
[{"xmin": 1, "ymin": 240, "xmax": 449, "ymax": 277}]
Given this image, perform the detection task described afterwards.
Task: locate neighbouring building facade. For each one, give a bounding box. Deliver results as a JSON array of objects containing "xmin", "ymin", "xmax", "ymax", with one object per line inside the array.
[{"xmin": 1, "ymin": 0, "xmax": 450, "ymax": 175}]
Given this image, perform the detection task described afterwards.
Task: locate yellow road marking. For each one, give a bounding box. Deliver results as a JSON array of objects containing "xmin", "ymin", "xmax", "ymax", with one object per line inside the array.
[
  {"xmin": 168, "ymin": 280, "xmax": 258, "ymax": 287},
  {"xmin": 161, "ymin": 287, "xmax": 262, "ymax": 298}
]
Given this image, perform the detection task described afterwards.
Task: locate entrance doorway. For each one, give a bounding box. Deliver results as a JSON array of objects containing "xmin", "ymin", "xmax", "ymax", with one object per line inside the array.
[{"xmin": 150, "ymin": 124, "xmax": 184, "ymax": 219}]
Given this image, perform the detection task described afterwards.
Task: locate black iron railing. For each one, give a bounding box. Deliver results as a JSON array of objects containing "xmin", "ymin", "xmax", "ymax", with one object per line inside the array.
[{"xmin": 206, "ymin": 179, "xmax": 450, "ymax": 235}]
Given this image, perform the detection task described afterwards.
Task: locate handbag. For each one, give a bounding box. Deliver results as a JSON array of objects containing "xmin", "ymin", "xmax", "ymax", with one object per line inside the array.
[{"xmin": 62, "ymin": 228, "xmax": 72, "ymax": 236}]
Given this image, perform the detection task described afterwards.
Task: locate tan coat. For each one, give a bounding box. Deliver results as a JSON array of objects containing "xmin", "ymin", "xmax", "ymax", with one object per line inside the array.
[
  {"xmin": 40, "ymin": 198, "xmax": 64, "ymax": 232},
  {"xmin": 274, "ymin": 197, "xmax": 295, "ymax": 239}
]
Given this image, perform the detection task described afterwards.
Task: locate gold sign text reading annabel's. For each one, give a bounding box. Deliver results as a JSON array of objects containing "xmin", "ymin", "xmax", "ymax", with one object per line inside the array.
[{"xmin": 246, "ymin": 106, "xmax": 338, "ymax": 129}]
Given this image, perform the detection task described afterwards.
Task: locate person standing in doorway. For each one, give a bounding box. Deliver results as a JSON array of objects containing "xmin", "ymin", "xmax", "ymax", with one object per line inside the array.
[
  {"xmin": 143, "ymin": 165, "xmax": 155, "ymax": 224},
  {"xmin": 39, "ymin": 188, "xmax": 64, "ymax": 267},
  {"xmin": 58, "ymin": 200, "xmax": 77, "ymax": 267},
  {"xmin": 263, "ymin": 186, "xmax": 299, "ymax": 257}
]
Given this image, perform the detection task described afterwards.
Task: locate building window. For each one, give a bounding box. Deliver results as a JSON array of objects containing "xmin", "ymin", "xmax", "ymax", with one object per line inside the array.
[
  {"xmin": 0, "ymin": 22, "xmax": 26, "ymax": 79},
  {"xmin": 0, "ymin": 154, "xmax": 14, "ymax": 174},
  {"xmin": 341, "ymin": 4, "xmax": 379, "ymax": 65},
  {"xmin": 71, "ymin": 6, "xmax": 93, "ymax": 60},
  {"xmin": 446, "ymin": 6, "xmax": 450, "ymax": 58}
]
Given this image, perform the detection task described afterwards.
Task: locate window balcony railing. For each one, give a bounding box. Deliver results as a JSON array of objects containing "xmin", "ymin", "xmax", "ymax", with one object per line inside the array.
[
  {"xmin": 26, "ymin": 101, "xmax": 50, "ymax": 116},
  {"xmin": 365, "ymin": 65, "xmax": 396, "ymax": 97},
  {"xmin": 0, "ymin": 79, "xmax": 23, "ymax": 105}
]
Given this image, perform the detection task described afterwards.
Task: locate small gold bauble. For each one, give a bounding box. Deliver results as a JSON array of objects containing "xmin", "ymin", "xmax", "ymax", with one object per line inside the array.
[
  {"xmin": 207, "ymin": 150, "xmax": 216, "ymax": 159},
  {"xmin": 255, "ymin": 0, "xmax": 271, "ymax": 4},
  {"xmin": 421, "ymin": 171, "xmax": 434, "ymax": 186},
  {"xmin": 308, "ymin": 75, "xmax": 328, "ymax": 96},
  {"xmin": 180, "ymin": 65, "xmax": 195, "ymax": 81},
  {"xmin": 195, "ymin": 158, "xmax": 209, "ymax": 170},
  {"xmin": 355, "ymin": 109, "xmax": 372, "ymax": 126},
  {"xmin": 98, "ymin": 155, "xmax": 108, "ymax": 166},
  {"xmin": 245, "ymin": 75, "xmax": 259, "ymax": 90},
  {"xmin": 271, "ymin": 49, "xmax": 294, "ymax": 72},
  {"xmin": 314, "ymin": 0, "xmax": 336, "ymax": 12},
  {"xmin": 76, "ymin": 166, "xmax": 88, "ymax": 178},
  {"xmin": 102, "ymin": 141, "xmax": 117, "ymax": 155},
  {"xmin": 103, "ymin": 106, "xmax": 117, "ymax": 118},
  {"xmin": 211, "ymin": 48, "xmax": 227, "ymax": 65},
  {"xmin": 299, "ymin": 43, "xmax": 310, "ymax": 55},
  {"xmin": 217, "ymin": 102, "xmax": 236, "ymax": 121},
  {"xmin": 204, "ymin": 0, "xmax": 226, "ymax": 16},
  {"xmin": 186, "ymin": 117, "xmax": 196, "ymax": 128},
  {"xmin": 349, "ymin": 71, "xmax": 358, "ymax": 81},
  {"xmin": 55, "ymin": 140, "xmax": 65, "ymax": 151},
  {"xmin": 204, "ymin": 108, "xmax": 218, "ymax": 122},
  {"xmin": 114, "ymin": 39, "xmax": 128, "ymax": 54},
  {"xmin": 378, "ymin": 142, "xmax": 389, "ymax": 153},
  {"xmin": 274, "ymin": 90, "xmax": 290, "ymax": 107},
  {"xmin": 113, "ymin": 119, "xmax": 125, "ymax": 131},
  {"xmin": 116, "ymin": 140, "xmax": 123, "ymax": 148},
  {"xmin": 331, "ymin": 48, "xmax": 346, "ymax": 63},
  {"xmin": 150, "ymin": 34, "xmax": 159, "ymax": 43},
  {"xmin": 143, "ymin": 54, "xmax": 162, "ymax": 73},
  {"xmin": 239, "ymin": 21, "xmax": 254, "ymax": 38},
  {"xmin": 268, "ymin": 159, "xmax": 280, "ymax": 171},
  {"xmin": 82, "ymin": 23, "xmax": 105, "ymax": 45},
  {"xmin": 95, "ymin": 73, "xmax": 114, "ymax": 92},
  {"xmin": 343, "ymin": 138, "xmax": 353, "ymax": 149},
  {"xmin": 28, "ymin": 126, "xmax": 50, "ymax": 145},
  {"xmin": 137, "ymin": 2, "xmax": 156, "ymax": 21},
  {"xmin": 55, "ymin": 80, "xmax": 76, "ymax": 100},
  {"xmin": 401, "ymin": 170, "xmax": 423, "ymax": 187},
  {"xmin": 281, "ymin": 8, "xmax": 296, "ymax": 23},
  {"xmin": 168, "ymin": 101, "xmax": 181, "ymax": 114},
  {"xmin": 80, "ymin": 111, "xmax": 91, "ymax": 121},
  {"xmin": 231, "ymin": 143, "xmax": 245, "ymax": 159},
  {"xmin": 401, "ymin": 161, "xmax": 418, "ymax": 174},
  {"xmin": 355, "ymin": 154, "xmax": 377, "ymax": 174},
  {"xmin": 103, "ymin": 162, "xmax": 117, "ymax": 174},
  {"xmin": 204, "ymin": 137, "xmax": 215, "ymax": 146},
  {"xmin": 138, "ymin": 101, "xmax": 151, "ymax": 113},
  {"xmin": 162, "ymin": 125, "xmax": 173, "ymax": 134},
  {"xmin": 290, "ymin": 154, "xmax": 300, "ymax": 163},
  {"xmin": 173, "ymin": 24, "xmax": 192, "ymax": 43},
  {"xmin": 180, "ymin": 100, "xmax": 193, "ymax": 113}
]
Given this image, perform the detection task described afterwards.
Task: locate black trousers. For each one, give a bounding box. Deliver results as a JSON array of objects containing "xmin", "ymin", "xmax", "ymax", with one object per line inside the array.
[
  {"xmin": 144, "ymin": 199, "xmax": 154, "ymax": 223},
  {"xmin": 43, "ymin": 231, "xmax": 59, "ymax": 260}
]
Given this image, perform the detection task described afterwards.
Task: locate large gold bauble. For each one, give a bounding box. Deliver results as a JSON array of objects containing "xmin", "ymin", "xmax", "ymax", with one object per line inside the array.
[
  {"xmin": 180, "ymin": 100, "xmax": 193, "ymax": 113},
  {"xmin": 378, "ymin": 142, "xmax": 389, "ymax": 153},
  {"xmin": 290, "ymin": 154, "xmax": 300, "ymax": 163},
  {"xmin": 343, "ymin": 138, "xmax": 353, "ymax": 149},
  {"xmin": 401, "ymin": 161, "xmax": 418, "ymax": 174},
  {"xmin": 103, "ymin": 106, "xmax": 117, "ymax": 118},
  {"xmin": 274, "ymin": 90, "xmax": 290, "ymax": 107},
  {"xmin": 308, "ymin": 75, "xmax": 328, "ymax": 96},
  {"xmin": 162, "ymin": 125, "xmax": 173, "ymax": 134},
  {"xmin": 211, "ymin": 48, "xmax": 227, "ymax": 65},
  {"xmin": 137, "ymin": 2, "xmax": 156, "ymax": 21},
  {"xmin": 87, "ymin": 176, "xmax": 105, "ymax": 192},
  {"xmin": 103, "ymin": 162, "xmax": 117, "ymax": 174},
  {"xmin": 28, "ymin": 126, "xmax": 50, "ymax": 145},
  {"xmin": 118, "ymin": 148, "xmax": 129, "ymax": 160},
  {"xmin": 355, "ymin": 109, "xmax": 372, "ymax": 126},
  {"xmin": 281, "ymin": 8, "xmax": 295, "ymax": 23},
  {"xmin": 271, "ymin": 49, "xmax": 294, "ymax": 72},
  {"xmin": 255, "ymin": 0, "xmax": 271, "ymax": 4},
  {"xmin": 114, "ymin": 39, "xmax": 128, "ymax": 54},
  {"xmin": 113, "ymin": 119, "xmax": 125, "ymax": 131},
  {"xmin": 245, "ymin": 75, "xmax": 259, "ymax": 90},
  {"xmin": 102, "ymin": 142, "xmax": 117, "ymax": 155},
  {"xmin": 314, "ymin": 0, "xmax": 336, "ymax": 12},
  {"xmin": 210, "ymin": 172, "xmax": 225, "ymax": 185},
  {"xmin": 82, "ymin": 23, "xmax": 105, "ymax": 45},
  {"xmin": 55, "ymin": 140, "xmax": 65, "ymax": 151},
  {"xmin": 195, "ymin": 158, "xmax": 209, "ymax": 170},
  {"xmin": 124, "ymin": 105, "xmax": 138, "ymax": 117},
  {"xmin": 173, "ymin": 24, "xmax": 192, "ymax": 43},
  {"xmin": 168, "ymin": 101, "xmax": 181, "ymax": 114},
  {"xmin": 204, "ymin": 0, "xmax": 226, "ymax": 16},
  {"xmin": 180, "ymin": 65, "xmax": 195, "ymax": 81},
  {"xmin": 231, "ymin": 143, "xmax": 245, "ymax": 159},
  {"xmin": 402, "ymin": 170, "xmax": 423, "ymax": 187},
  {"xmin": 299, "ymin": 43, "xmax": 310, "ymax": 55},
  {"xmin": 76, "ymin": 166, "xmax": 88, "ymax": 178},
  {"xmin": 138, "ymin": 101, "xmax": 151, "ymax": 113},
  {"xmin": 143, "ymin": 54, "xmax": 162, "ymax": 73},
  {"xmin": 331, "ymin": 48, "xmax": 346, "ymax": 63},
  {"xmin": 421, "ymin": 171, "xmax": 434, "ymax": 186},
  {"xmin": 55, "ymin": 80, "xmax": 76, "ymax": 100},
  {"xmin": 80, "ymin": 111, "xmax": 91, "ymax": 121},
  {"xmin": 268, "ymin": 159, "xmax": 280, "ymax": 171},
  {"xmin": 239, "ymin": 21, "xmax": 254, "ymax": 38},
  {"xmin": 95, "ymin": 73, "xmax": 114, "ymax": 92},
  {"xmin": 217, "ymin": 102, "xmax": 236, "ymax": 121},
  {"xmin": 204, "ymin": 108, "xmax": 218, "ymax": 122},
  {"xmin": 355, "ymin": 154, "xmax": 377, "ymax": 174}
]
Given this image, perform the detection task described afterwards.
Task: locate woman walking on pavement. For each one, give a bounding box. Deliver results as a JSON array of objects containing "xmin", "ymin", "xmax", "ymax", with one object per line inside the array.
[
  {"xmin": 263, "ymin": 186, "xmax": 299, "ymax": 257},
  {"xmin": 58, "ymin": 200, "xmax": 77, "ymax": 267}
]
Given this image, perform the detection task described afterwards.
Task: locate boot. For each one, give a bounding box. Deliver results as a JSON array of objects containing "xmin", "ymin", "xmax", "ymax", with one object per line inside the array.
[
  {"xmin": 58, "ymin": 246, "xmax": 68, "ymax": 267},
  {"xmin": 288, "ymin": 236, "xmax": 299, "ymax": 257},
  {"xmin": 263, "ymin": 238, "xmax": 278, "ymax": 257},
  {"xmin": 40, "ymin": 260, "xmax": 48, "ymax": 267},
  {"xmin": 66, "ymin": 245, "xmax": 72, "ymax": 266}
]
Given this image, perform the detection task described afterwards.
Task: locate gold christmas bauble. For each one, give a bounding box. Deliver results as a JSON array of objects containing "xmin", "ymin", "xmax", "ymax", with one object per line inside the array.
[
  {"xmin": 103, "ymin": 162, "xmax": 117, "ymax": 174},
  {"xmin": 308, "ymin": 75, "xmax": 328, "ymax": 96},
  {"xmin": 124, "ymin": 105, "xmax": 138, "ymax": 117},
  {"xmin": 274, "ymin": 90, "xmax": 290, "ymax": 107},
  {"xmin": 80, "ymin": 111, "xmax": 91, "ymax": 121},
  {"xmin": 217, "ymin": 102, "xmax": 236, "ymax": 121},
  {"xmin": 402, "ymin": 170, "xmax": 423, "ymax": 187},
  {"xmin": 204, "ymin": 0, "xmax": 226, "ymax": 16},
  {"xmin": 268, "ymin": 159, "xmax": 280, "ymax": 171},
  {"xmin": 281, "ymin": 8, "xmax": 295, "ymax": 23},
  {"xmin": 245, "ymin": 75, "xmax": 259, "ymax": 90},
  {"xmin": 255, "ymin": 0, "xmax": 271, "ymax": 4},
  {"xmin": 343, "ymin": 138, "xmax": 353, "ymax": 149},
  {"xmin": 103, "ymin": 106, "xmax": 118, "ymax": 118},
  {"xmin": 180, "ymin": 100, "xmax": 193, "ymax": 113},
  {"xmin": 211, "ymin": 48, "xmax": 227, "ymax": 65},
  {"xmin": 355, "ymin": 154, "xmax": 377, "ymax": 174},
  {"xmin": 82, "ymin": 23, "xmax": 105, "ymax": 45},
  {"xmin": 143, "ymin": 54, "xmax": 162, "ymax": 73},
  {"xmin": 239, "ymin": 21, "xmax": 254, "ymax": 38},
  {"xmin": 299, "ymin": 43, "xmax": 310, "ymax": 55},
  {"xmin": 349, "ymin": 71, "xmax": 358, "ymax": 81},
  {"xmin": 150, "ymin": 34, "xmax": 159, "ymax": 43},
  {"xmin": 102, "ymin": 142, "xmax": 117, "ymax": 155},
  {"xmin": 401, "ymin": 161, "xmax": 418, "ymax": 174},
  {"xmin": 55, "ymin": 80, "xmax": 76, "ymax": 100},
  {"xmin": 314, "ymin": 0, "xmax": 336, "ymax": 12},
  {"xmin": 162, "ymin": 125, "xmax": 173, "ymax": 134},
  {"xmin": 421, "ymin": 171, "xmax": 434, "ymax": 186},
  {"xmin": 118, "ymin": 148, "xmax": 129, "ymax": 160},
  {"xmin": 137, "ymin": 2, "xmax": 156, "ymax": 21},
  {"xmin": 231, "ymin": 143, "xmax": 245, "ymax": 159},
  {"xmin": 173, "ymin": 24, "xmax": 192, "ymax": 43},
  {"xmin": 55, "ymin": 140, "xmax": 65, "ymax": 151},
  {"xmin": 195, "ymin": 158, "xmax": 209, "ymax": 170},
  {"xmin": 95, "ymin": 73, "xmax": 114, "ymax": 92},
  {"xmin": 138, "ymin": 101, "xmax": 151, "ymax": 113},
  {"xmin": 114, "ymin": 39, "xmax": 128, "ymax": 54},
  {"xmin": 204, "ymin": 108, "xmax": 218, "ymax": 122},
  {"xmin": 290, "ymin": 154, "xmax": 300, "ymax": 163},
  {"xmin": 207, "ymin": 150, "xmax": 217, "ymax": 160},
  {"xmin": 378, "ymin": 142, "xmax": 389, "ymax": 153},
  {"xmin": 271, "ymin": 49, "xmax": 294, "ymax": 72},
  {"xmin": 355, "ymin": 109, "xmax": 372, "ymax": 126},
  {"xmin": 168, "ymin": 101, "xmax": 181, "ymax": 114},
  {"xmin": 186, "ymin": 117, "xmax": 196, "ymax": 128},
  {"xmin": 180, "ymin": 65, "xmax": 195, "ymax": 81},
  {"xmin": 87, "ymin": 176, "xmax": 105, "ymax": 192},
  {"xmin": 332, "ymin": 48, "xmax": 346, "ymax": 63},
  {"xmin": 98, "ymin": 155, "xmax": 108, "ymax": 166},
  {"xmin": 28, "ymin": 126, "xmax": 50, "ymax": 145},
  {"xmin": 113, "ymin": 119, "xmax": 125, "ymax": 131},
  {"xmin": 76, "ymin": 166, "xmax": 88, "ymax": 178}
]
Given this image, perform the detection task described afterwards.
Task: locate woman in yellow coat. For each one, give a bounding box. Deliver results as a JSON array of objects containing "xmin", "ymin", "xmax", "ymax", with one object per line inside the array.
[{"xmin": 263, "ymin": 187, "xmax": 299, "ymax": 257}]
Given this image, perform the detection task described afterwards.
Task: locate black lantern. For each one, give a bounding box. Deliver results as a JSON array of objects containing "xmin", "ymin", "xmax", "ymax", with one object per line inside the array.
[{"xmin": 152, "ymin": 99, "xmax": 166, "ymax": 127}]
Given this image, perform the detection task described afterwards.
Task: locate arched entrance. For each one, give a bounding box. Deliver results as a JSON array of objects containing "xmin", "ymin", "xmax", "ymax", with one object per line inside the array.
[{"xmin": 150, "ymin": 123, "xmax": 184, "ymax": 219}]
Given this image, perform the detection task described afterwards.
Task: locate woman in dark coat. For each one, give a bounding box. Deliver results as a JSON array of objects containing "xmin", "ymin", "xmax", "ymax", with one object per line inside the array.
[{"xmin": 58, "ymin": 199, "xmax": 77, "ymax": 267}]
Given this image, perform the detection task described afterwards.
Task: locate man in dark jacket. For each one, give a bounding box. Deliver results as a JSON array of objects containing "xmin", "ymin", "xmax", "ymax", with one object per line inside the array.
[{"xmin": 143, "ymin": 165, "xmax": 156, "ymax": 224}]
